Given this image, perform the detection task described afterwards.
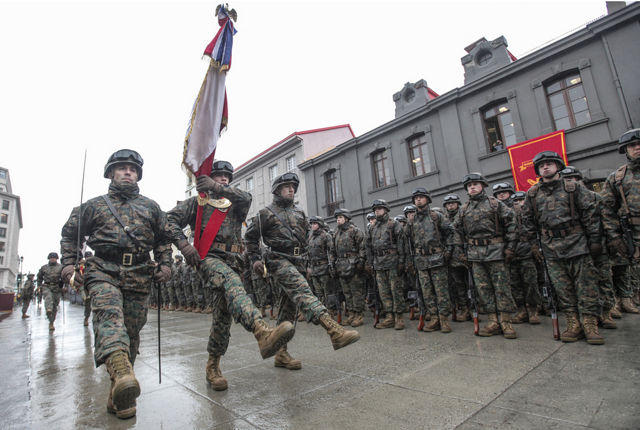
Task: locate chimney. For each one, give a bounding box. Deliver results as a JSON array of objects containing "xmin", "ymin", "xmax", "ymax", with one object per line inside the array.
[{"xmin": 606, "ymin": 1, "xmax": 626, "ymax": 14}]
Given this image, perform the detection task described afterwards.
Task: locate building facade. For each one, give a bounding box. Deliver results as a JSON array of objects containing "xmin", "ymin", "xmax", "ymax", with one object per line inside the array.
[
  {"xmin": 0, "ymin": 167, "xmax": 23, "ymax": 290},
  {"xmin": 299, "ymin": 3, "xmax": 640, "ymax": 232}
]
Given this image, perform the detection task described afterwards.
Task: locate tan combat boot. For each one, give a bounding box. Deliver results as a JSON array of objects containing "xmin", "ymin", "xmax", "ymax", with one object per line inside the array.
[
  {"xmin": 341, "ymin": 311, "xmax": 355, "ymax": 326},
  {"xmin": 456, "ymin": 306, "xmax": 470, "ymax": 322},
  {"xmin": 351, "ymin": 312, "xmax": 364, "ymax": 327},
  {"xmin": 175, "ymin": 305, "xmax": 184, "ymax": 311},
  {"xmin": 511, "ymin": 305, "xmax": 528, "ymax": 324},
  {"xmin": 583, "ymin": 315, "xmax": 604, "ymax": 345},
  {"xmin": 633, "ymin": 291, "xmax": 640, "ymax": 306},
  {"xmin": 423, "ymin": 315, "xmax": 440, "ymax": 332},
  {"xmin": 620, "ymin": 298, "xmax": 639, "ymax": 314},
  {"xmin": 376, "ymin": 312, "xmax": 395, "ymax": 329},
  {"xmin": 439, "ymin": 314, "xmax": 451, "ymax": 333},
  {"xmin": 105, "ymin": 351, "xmax": 140, "ymax": 419},
  {"xmin": 394, "ymin": 313, "xmax": 405, "ymax": 330},
  {"xmin": 203, "ymin": 305, "xmax": 213, "ymax": 314},
  {"xmin": 600, "ymin": 308, "xmax": 617, "ymax": 329},
  {"xmin": 206, "ymin": 354, "xmax": 228, "ymax": 391},
  {"xmin": 610, "ymin": 304, "xmax": 622, "ymax": 319},
  {"xmin": 193, "ymin": 305, "xmax": 202, "ymax": 313},
  {"xmin": 183, "ymin": 306, "xmax": 193, "ymax": 313},
  {"xmin": 297, "ymin": 313, "xmax": 305, "ymax": 322},
  {"xmin": 560, "ymin": 312, "xmax": 584, "ymax": 342},
  {"xmin": 107, "ymin": 378, "xmax": 137, "ymax": 419},
  {"xmin": 167, "ymin": 303, "xmax": 176, "ymax": 311},
  {"xmin": 84, "ymin": 317, "xmax": 89, "ymax": 327},
  {"xmin": 274, "ymin": 344, "xmax": 302, "ymax": 370},
  {"xmin": 49, "ymin": 322, "xmax": 55, "ymax": 331},
  {"xmin": 253, "ymin": 319, "xmax": 295, "ymax": 359},
  {"xmin": 499, "ymin": 312, "xmax": 517, "ymax": 339},
  {"xmin": 478, "ymin": 313, "xmax": 502, "ymax": 337},
  {"xmin": 319, "ymin": 312, "xmax": 360, "ymax": 350},
  {"xmin": 527, "ymin": 306, "xmax": 541, "ymax": 325}
]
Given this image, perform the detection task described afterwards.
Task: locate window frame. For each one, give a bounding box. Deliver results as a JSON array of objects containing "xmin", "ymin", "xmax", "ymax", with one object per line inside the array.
[
  {"xmin": 246, "ymin": 177, "xmax": 254, "ymax": 193},
  {"xmin": 372, "ymin": 149, "xmax": 390, "ymax": 189},
  {"xmin": 286, "ymin": 156, "xmax": 296, "ymax": 172},
  {"xmin": 408, "ymin": 135, "xmax": 431, "ymax": 177},
  {"xmin": 482, "ymin": 102, "xmax": 516, "ymax": 152},
  {"xmin": 325, "ymin": 169, "xmax": 341, "ymax": 217},
  {"xmin": 0, "ymin": 227, "xmax": 6, "ymax": 238},
  {"xmin": 269, "ymin": 165, "xmax": 278, "ymax": 182},
  {"xmin": 1, "ymin": 200, "xmax": 8, "ymax": 210},
  {"xmin": 544, "ymin": 72, "xmax": 591, "ymax": 131},
  {"xmin": 0, "ymin": 214, "xmax": 7, "ymax": 224}
]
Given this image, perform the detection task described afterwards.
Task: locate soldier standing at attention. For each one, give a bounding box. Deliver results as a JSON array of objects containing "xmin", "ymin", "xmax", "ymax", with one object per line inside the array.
[
  {"xmin": 521, "ymin": 151, "xmax": 603, "ymax": 345},
  {"xmin": 172, "ymin": 255, "xmax": 186, "ymax": 311},
  {"xmin": 166, "ymin": 160, "xmax": 295, "ymax": 389},
  {"xmin": 60, "ymin": 149, "xmax": 174, "ymax": 419},
  {"xmin": 22, "ymin": 273, "xmax": 36, "ymax": 318},
  {"xmin": 245, "ymin": 173, "xmax": 360, "ymax": 369},
  {"xmin": 367, "ymin": 212, "xmax": 376, "ymax": 229},
  {"xmin": 365, "ymin": 199, "xmax": 407, "ymax": 330},
  {"xmin": 308, "ymin": 216, "xmax": 337, "ymax": 316},
  {"xmin": 406, "ymin": 188, "xmax": 454, "ymax": 333},
  {"xmin": 443, "ymin": 194, "xmax": 471, "ymax": 321},
  {"xmin": 38, "ymin": 252, "xmax": 64, "ymax": 331},
  {"xmin": 333, "ymin": 208, "xmax": 367, "ymax": 327},
  {"xmin": 453, "ymin": 173, "xmax": 518, "ymax": 339}
]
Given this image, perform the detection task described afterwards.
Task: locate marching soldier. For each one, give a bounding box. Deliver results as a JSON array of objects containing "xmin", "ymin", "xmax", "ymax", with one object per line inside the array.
[
  {"xmin": 365, "ymin": 199, "xmax": 407, "ymax": 330},
  {"xmin": 37, "ymin": 252, "xmax": 64, "ymax": 331},
  {"xmin": 406, "ymin": 188, "xmax": 454, "ymax": 333},
  {"xmin": 166, "ymin": 160, "xmax": 295, "ymax": 389},
  {"xmin": 444, "ymin": 194, "xmax": 471, "ymax": 321},
  {"xmin": 60, "ymin": 149, "xmax": 174, "ymax": 419},
  {"xmin": 308, "ymin": 216, "xmax": 337, "ymax": 316},
  {"xmin": 22, "ymin": 273, "xmax": 36, "ymax": 318},
  {"xmin": 333, "ymin": 208, "xmax": 367, "ymax": 327},
  {"xmin": 492, "ymin": 183, "xmax": 541, "ymax": 324},
  {"xmin": 521, "ymin": 151, "xmax": 603, "ymax": 344},
  {"xmin": 245, "ymin": 173, "xmax": 360, "ymax": 370},
  {"xmin": 453, "ymin": 173, "xmax": 518, "ymax": 339}
]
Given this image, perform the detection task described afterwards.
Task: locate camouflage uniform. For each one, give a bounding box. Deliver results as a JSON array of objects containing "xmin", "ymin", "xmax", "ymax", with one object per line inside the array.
[
  {"xmin": 308, "ymin": 228, "xmax": 336, "ymax": 310},
  {"xmin": 37, "ymin": 262, "xmax": 63, "ymax": 324},
  {"xmin": 334, "ymin": 221, "xmax": 366, "ymax": 313},
  {"xmin": 166, "ymin": 184, "xmax": 262, "ymax": 357},
  {"xmin": 446, "ymin": 207, "xmax": 469, "ymax": 310},
  {"xmin": 60, "ymin": 183, "xmax": 174, "ymax": 366},
  {"xmin": 188, "ymin": 266, "xmax": 204, "ymax": 311},
  {"xmin": 591, "ymin": 192, "xmax": 616, "ymax": 313},
  {"xmin": 171, "ymin": 260, "xmax": 186, "ymax": 308},
  {"xmin": 22, "ymin": 278, "xmax": 35, "ymax": 315}
]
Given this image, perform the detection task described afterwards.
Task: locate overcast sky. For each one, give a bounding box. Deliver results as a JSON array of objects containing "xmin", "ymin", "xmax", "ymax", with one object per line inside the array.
[{"xmin": 0, "ymin": 0, "xmax": 610, "ymax": 274}]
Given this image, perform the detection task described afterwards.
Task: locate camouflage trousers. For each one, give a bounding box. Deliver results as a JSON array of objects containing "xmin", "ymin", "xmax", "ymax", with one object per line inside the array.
[
  {"xmin": 449, "ymin": 266, "xmax": 469, "ymax": 308},
  {"xmin": 253, "ymin": 278, "xmax": 270, "ymax": 308},
  {"xmin": 312, "ymin": 275, "xmax": 334, "ymax": 310},
  {"xmin": 509, "ymin": 259, "xmax": 541, "ymax": 308},
  {"xmin": 593, "ymin": 253, "xmax": 616, "ymax": 310},
  {"xmin": 471, "ymin": 261, "xmax": 516, "ymax": 313},
  {"xmin": 174, "ymin": 283, "xmax": 186, "ymax": 307},
  {"xmin": 149, "ymin": 283, "xmax": 157, "ymax": 305},
  {"xmin": 268, "ymin": 257, "xmax": 326, "ymax": 326},
  {"xmin": 339, "ymin": 274, "xmax": 366, "ymax": 312},
  {"xmin": 199, "ymin": 257, "xmax": 262, "ymax": 357},
  {"xmin": 418, "ymin": 266, "xmax": 451, "ymax": 316},
  {"xmin": 81, "ymin": 288, "xmax": 92, "ymax": 318},
  {"xmin": 191, "ymin": 279, "xmax": 204, "ymax": 308},
  {"xmin": 42, "ymin": 286, "xmax": 61, "ymax": 323},
  {"xmin": 163, "ymin": 282, "xmax": 177, "ymax": 306},
  {"xmin": 21, "ymin": 296, "xmax": 31, "ymax": 314},
  {"xmin": 375, "ymin": 269, "xmax": 404, "ymax": 314},
  {"xmin": 612, "ymin": 264, "xmax": 632, "ymax": 299},
  {"xmin": 183, "ymin": 281, "xmax": 194, "ymax": 307},
  {"xmin": 547, "ymin": 254, "xmax": 600, "ymax": 316},
  {"xmin": 90, "ymin": 282, "xmax": 148, "ymax": 367},
  {"xmin": 628, "ymin": 259, "xmax": 640, "ymax": 296}
]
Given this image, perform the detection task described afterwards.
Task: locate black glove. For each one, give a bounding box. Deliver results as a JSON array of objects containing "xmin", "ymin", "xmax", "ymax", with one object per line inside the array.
[
  {"xmin": 196, "ymin": 175, "xmax": 222, "ymax": 193},
  {"xmin": 504, "ymin": 249, "xmax": 516, "ymax": 265},
  {"xmin": 397, "ymin": 263, "xmax": 405, "ymax": 277},
  {"xmin": 178, "ymin": 240, "xmax": 201, "ymax": 268},
  {"xmin": 610, "ymin": 237, "xmax": 629, "ymax": 259},
  {"xmin": 61, "ymin": 265, "xmax": 75, "ymax": 284},
  {"xmin": 532, "ymin": 247, "xmax": 544, "ymax": 264},
  {"xmin": 253, "ymin": 260, "xmax": 265, "ymax": 277},
  {"xmin": 153, "ymin": 265, "xmax": 171, "ymax": 283},
  {"xmin": 590, "ymin": 243, "xmax": 603, "ymax": 259}
]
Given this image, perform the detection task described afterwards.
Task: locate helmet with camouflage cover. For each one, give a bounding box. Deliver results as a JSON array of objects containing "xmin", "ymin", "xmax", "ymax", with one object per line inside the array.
[
  {"xmin": 334, "ymin": 208, "xmax": 352, "ymax": 220},
  {"xmin": 443, "ymin": 194, "xmax": 461, "ymax": 208},
  {"xmin": 462, "ymin": 173, "xmax": 489, "ymax": 189},
  {"xmin": 366, "ymin": 212, "xmax": 376, "ymax": 220},
  {"xmin": 309, "ymin": 215, "xmax": 326, "ymax": 228},
  {"xmin": 403, "ymin": 205, "xmax": 417, "ymax": 217},
  {"xmin": 371, "ymin": 199, "xmax": 391, "ymax": 212},
  {"xmin": 533, "ymin": 151, "xmax": 566, "ymax": 176},
  {"xmin": 271, "ymin": 172, "xmax": 300, "ymax": 195},
  {"xmin": 394, "ymin": 215, "xmax": 408, "ymax": 224},
  {"xmin": 411, "ymin": 187, "xmax": 432, "ymax": 204},
  {"xmin": 47, "ymin": 252, "xmax": 58, "ymax": 259},
  {"xmin": 618, "ymin": 128, "xmax": 640, "ymax": 154},
  {"xmin": 511, "ymin": 191, "xmax": 527, "ymax": 201},
  {"xmin": 431, "ymin": 207, "xmax": 444, "ymax": 214},
  {"xmin": 103, "ymin": 149, "xmax": 144, "ymax": 180},
  {"xmin": 561, "ymin": 166, "xmax": 583, "ymax": 180},
  {"xmin": 492, "ymin": 182, "xmax": 515, "ymax": 198},
  {"xmin": 210, "ymin": 160, "xmax": 234, "ymax": 182}
]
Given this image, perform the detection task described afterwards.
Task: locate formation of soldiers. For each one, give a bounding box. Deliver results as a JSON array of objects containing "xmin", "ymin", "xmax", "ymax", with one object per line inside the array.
[{"xmin": 29, "ymin": 128, "xmax": 640, "ymax": 421}]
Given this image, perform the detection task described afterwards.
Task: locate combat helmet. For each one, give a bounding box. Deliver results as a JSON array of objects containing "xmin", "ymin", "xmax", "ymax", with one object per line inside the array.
[
  {"xmin": 271, "ymin": 172, "xmax": 300, "ymax": 195},
  {"xmin": 366, "ymin": 212, "xmax": 376, "ymax": 221},
  {"xmin": 618, "ymin": 128, "xmax": 640, "ymax": 154},
  {"xmin": 309, "ymin": 215, "xmax": 326, "ymax": 228},
  {"xmin": 492, "ymin": 182, "xmax": 515, "ymax": 198},
  {"xmin": 462, "ymin": 173, "xmax": 489, "ymax": 189},
  {"xmin": 103, "ymin": 149, "xmax": 144, "ymax": 180},
  {"xmin": 403, "ymin": 205, "xmax": 417, "ymax": 217},
  {"xmin": 394, "ymin": 215, "xmax": 408, "ymax": 224},
  {"xmin": 532, "ymin": 151, "xmax": 566, "ymax": 176},
  {"xmin": 443, "ymin": 194, "xmax": 461, "ymax": 207},
  {"xmin": 334, "ymin": 208, "xmax": 352, "ymax": 220},
  {"xmin": 411, "ymin": 187, "xmax": 432, "ymax": 204},
  {"xmin": 561, "ymin": 166, "xmax": 583, "ymax": 180},
  {"xmin": 47, "ymin": 252, "xmax": 58, "ymax": 259},
  {"xmin": 511, "ymin": 191, "xmax": 526, "ymax": 201},
  {"xmin": 210, "ymin": 160, "xmax": 234, "ymax": 182},
  {"xmin": 431, "ymin": 207, "xmax": 444, "ymax": 214},
  {"xmin": 371, "ymin": 199, "xmax": 391, "ymax": 212}
]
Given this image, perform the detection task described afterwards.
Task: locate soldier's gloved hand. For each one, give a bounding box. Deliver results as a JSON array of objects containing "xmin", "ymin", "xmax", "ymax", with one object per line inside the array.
[
  {"xmin": 610, "ymin": 238, "xmax": 629, "ymax": 259},
  {"xmin": 531, "ymin": 247, "xmax": 544, "ymax": 264},
  {"xmin": 253, "ymin": 260, "xmax": 264, "ymax": 277},
  {"xmin": 356, "ymin": 263, "xmax": 365, "ymax": 275},
  {"xmin": 406, "ymin": 261, "xmax": 416, "ymax": 275},
  {"xmin": 365, "ymin": 263, "xmax": 374, "ymax": 276},
  {"xmin": 397, "ymin": 263, "xmax": 405, "ymax": 276},
  {"xmin": 444, "ymin": 251, "xmax": 452, "ymax": 266},
  {"xmin": 153, "ymin": 265, "xmax": 171, "ymax": 283},
  {"xmin": 178, "ymin": 240, "xmax": 201, "ymax": 269},
  {"xmin": 590, "ymin": 243, "xmax": 603, "ymax": 259},
  {"xmin": 504, "ymin": 249, "xmax": 516, "ymax": 265},
  {"xmin": 61, "ymin": 265, "xmax": 75, "ymax": 284},
  {"xmin": 196, "ymin": 175, "xmax": 222, "ymax": 194},
  {"xmin": 458, "ymin": 254, "xmax": 470, "ymax": 268}
]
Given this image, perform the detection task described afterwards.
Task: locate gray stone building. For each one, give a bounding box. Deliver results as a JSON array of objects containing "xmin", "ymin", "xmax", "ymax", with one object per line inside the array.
[
  {"xmin": 299, "ymin": 2, "xmax": 640, "ymax": 231},
  {"xmin": 0, "ymin": 167, "xmax": 23, "ymax": 290}
]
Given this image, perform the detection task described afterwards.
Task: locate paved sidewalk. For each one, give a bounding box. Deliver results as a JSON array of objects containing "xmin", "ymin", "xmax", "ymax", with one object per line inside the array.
[{"xmin": 1, "ymin": 301, "xmax": 639, "ymax": 429}]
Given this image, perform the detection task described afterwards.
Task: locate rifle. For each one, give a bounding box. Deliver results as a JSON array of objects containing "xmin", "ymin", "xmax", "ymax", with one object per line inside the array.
[
  {"xmin": 620, "ymin": 215, "xmax": 636, "ymax": 259},
  {"xmin": 449, "ymin": 276, "xmax": 458, "ymax": 322},
  {"xmin": 366, "ymin": 274, "xmax": 381, "ymax": 327},
  {"xmin": 326, "ymin": 249, "xmax": 342, "ymax": 324},
  {"xmin": 536, "ymin": 233, "xmax": 560, "ymax": 340},
  {"xmin": 407, "ymin": 280, "xmax": 426, "ymax": 331},
  {"xmin": 73, "ymin": 149, "xmax": 87, "ymax": 326},
  {"xmin": 256, "ymin": 213, "xmax": 275, "ymax": 317},
  {"xmin": 464, "ymin": 243, "xmax": 479, "ymax": 336},
  {"xmin": 156, "ymin": 280, "xmax": 163, "ymax": 383}
]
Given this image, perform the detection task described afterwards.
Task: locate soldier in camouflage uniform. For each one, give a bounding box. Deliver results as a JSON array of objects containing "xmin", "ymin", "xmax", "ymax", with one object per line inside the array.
[
  {"xmin": 406, "ymin": 188, "xmax": 454, "ymax": 333},
  {"xmin": 163, "ymin": 259, "xmax": 177, "ymax": 311},
  {"xmin": 333, "ymin": 208, "xmax": 366, "ymax": 327},
  {"xmin": 308, "ymin": 216, "xmax": 337, "ymax": 317},
  {"xmin": 453, "ymin": 173, "xmax": 518, "ymax": 339},
  {"xmin": 167, "ymin": 160, "xmax": 295, "ymax": 389},
  {"xmin": 365, "ymin": 199, "xmax": 407, "ymax": 330},
  {"xmin": 38, "ymin": 252, "xmax": 64, "ymax": 331},
  {"xmin": 245, "ymin": 173, "xmax": 360, "ymax": 370},
  {"xmin": 600, "ymin": 129, "xmax": 640, "ymax": 316},
  {"xmin": 444, "ymin": 194, "xmax": 471, "ymax": 321},
  {"xmin": 492, "ymin": 183, "xmax": 541, "ymax": 325},
  {"xmin": 60, "ymin": 150, "xmax": 174, "ymax": 419},
  {"xmin": 71, "ymin": 252, "xmax": 94, "ymax": 326},
  {"xmin": 367, "ymin": 212, "xmax": 376, "ymax": 229},
  {"xmin": 188, "ymin": 265, "xmax": 204, "ymax": 313},
  {"xmin": 21, "ymin": 273, "xmax": 36, "ymax": 318},
  {"xmin": 521, "ymin": 151, "xmax": 604, "ymax": 345},
  {"xmin": 171, "ymin": 255, "xmax": 187, "ymax": 311},
  {"xmin": 181, "ymin": 256, "xmax": 195, "ymax": 312}
]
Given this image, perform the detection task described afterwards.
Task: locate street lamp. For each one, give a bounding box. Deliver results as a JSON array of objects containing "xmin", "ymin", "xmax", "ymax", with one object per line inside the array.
[{"xmin": 17, "ymin": 256, "xmax": 23, "ymax": 294}]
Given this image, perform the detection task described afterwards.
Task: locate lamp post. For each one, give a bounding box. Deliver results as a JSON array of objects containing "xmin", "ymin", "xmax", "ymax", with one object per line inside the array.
[{"xmin": 17, "ymin": 256, "xmax": 24, "ymax": 294}]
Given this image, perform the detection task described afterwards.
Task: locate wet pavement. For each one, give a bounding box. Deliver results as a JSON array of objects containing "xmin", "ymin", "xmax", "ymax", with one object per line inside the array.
[{"xmin": 2, "ymin": 301, "xmax": 639, "ymax": 430}]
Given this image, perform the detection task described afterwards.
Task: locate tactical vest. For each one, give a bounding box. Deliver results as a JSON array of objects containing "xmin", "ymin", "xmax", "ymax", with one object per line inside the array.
[{"xmin": 528, "ymin": 178, "xmax": 583, "ymax": 237}]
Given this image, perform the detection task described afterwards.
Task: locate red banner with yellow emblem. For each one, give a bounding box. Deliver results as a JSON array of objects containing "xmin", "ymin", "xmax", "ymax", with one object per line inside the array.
[{"xmin": 507, "ymin": 130, "xmax": 568, "ymax": 191}]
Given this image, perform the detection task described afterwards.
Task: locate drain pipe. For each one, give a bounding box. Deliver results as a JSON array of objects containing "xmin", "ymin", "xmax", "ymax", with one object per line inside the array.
[{"xmin": 601, "ymin": 34, "xmax": 634, "ymax": 130}]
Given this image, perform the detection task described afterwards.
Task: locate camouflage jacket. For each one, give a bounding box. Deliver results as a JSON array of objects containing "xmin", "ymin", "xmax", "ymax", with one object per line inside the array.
[
  {"xmin": 407, "ymin": 207, "xmax": 454, "ymax": 270},
  {"xmin": 167, "ymin": 184, "xmax": 251, "ymax": 273},
  {"xmin": 308, "ymin": 229, "xmax": 336, "ymax": 276},
  {"xmin": 512, "ymin": 203, "xmax": 533, "ymax": 260},
  {"xmin": 333, "ymin": 221, "xmax": 366, "ymax": 277},
  {"xmin": 601, "ymin": 158, "xmax": 640, "ymax": 246},
  {"xmin": 37, "ymin": 262, "xmax": 63, "ymax": 290},
  {"xmin": 60, "ymin": 183, "xmax": 173, "ymax": 293},
  {"xmin": 446, "ymin": 208, "xmax": 465, "ymax": 268},
  {"xmin": 365, "ymin": 213, "xmax": 406, "ymax": 270},
  {"xmin": 245, "ymin": 195, "xmax": 309, "ymax": 268},
  {"xmin": 23, "ymin": 279, "xmax": 35, "ymax": 297},
  {"xmin": 171, "ymin": 262, "xmax": 185, "ymax": 288},
  {"xmin": 521, "ymin": 178, "xmax": 600, "ymax": 260},
  {"xmin": 453, "ymin": 191, "xmax": 517, "ymax": 262}
]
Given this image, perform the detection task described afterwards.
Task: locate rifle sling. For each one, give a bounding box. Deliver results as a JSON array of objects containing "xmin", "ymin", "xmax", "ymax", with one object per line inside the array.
[
  {"xmin": 266, "ymin": 205, "xmax": 305, "ymax": 245},
  {"xmin": 102, "ymin": 195, "xmax": 144, "ymax": 252}
]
